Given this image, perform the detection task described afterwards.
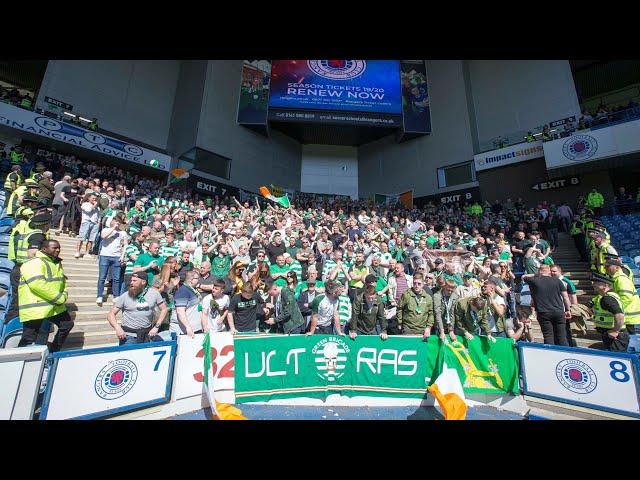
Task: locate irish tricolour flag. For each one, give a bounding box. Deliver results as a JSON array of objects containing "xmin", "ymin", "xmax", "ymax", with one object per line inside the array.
[
  {"xmin": 259, "ymin": 185, "xmax": 290, "ymax": 208},
  {"xmin": 202, "ymin": 332, "xmax": 247, "ymax": 420},
  {"xmin": 427, "ymin": 365, "xmax": 468, "ymax": 420}
]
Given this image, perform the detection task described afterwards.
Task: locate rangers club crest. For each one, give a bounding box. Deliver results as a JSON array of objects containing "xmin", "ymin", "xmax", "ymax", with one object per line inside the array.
[
  {"xmin": 312, "ymin": 337, "xmax": 350, "ymax": 381},
  {"xmin": 555, "ymin": 359, "xmax": 597, "ymax": 394},
  {"xmin": 95, "ymin": 359, "xmax": 139, "ymax": 400},
  {"xmin": 562, "ymin": 134, "xmax": 598, "ymax": 161},
  {"xmin": 307, "ymin": 60, "xmax": 366, "ymax": 81}
]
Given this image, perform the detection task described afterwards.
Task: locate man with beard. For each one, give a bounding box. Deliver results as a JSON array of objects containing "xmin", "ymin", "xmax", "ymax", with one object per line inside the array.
[
  {"xmin": 108, "ymin": 271, "xmax": 168, "ymax": 345},
  {"xmin": 18, "ymin": 240, "xmax": 73, "ymax": 352}
]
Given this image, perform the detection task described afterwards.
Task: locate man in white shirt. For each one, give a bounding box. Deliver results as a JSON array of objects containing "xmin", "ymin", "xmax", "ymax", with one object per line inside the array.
[
  {"xmin": 481, "ymin": 280, "xmax": 508, "ymax": 336},
  {"xmin": 201, "ymin": 278, "xmax": 230, "ymax": 333},
  {"xmin": 76, "ymin": 194, "xmax": 100, "ymax": 259},
  {"xmin": 96, "ymin": 218, "xmax": 128, "ymax": 306}
]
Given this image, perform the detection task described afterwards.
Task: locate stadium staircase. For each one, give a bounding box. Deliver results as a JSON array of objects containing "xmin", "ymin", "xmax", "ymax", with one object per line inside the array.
[
  {"xmin": 527, "ymin": 232, "xmax": 601, "ymax": 349},
  {"xmin": 55, "ymin": 233, "xmax": 118, "ymax": 350}
]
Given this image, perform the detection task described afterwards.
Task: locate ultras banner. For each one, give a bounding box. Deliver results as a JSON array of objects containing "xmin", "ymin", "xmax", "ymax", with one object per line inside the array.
[{"xmin": 233, "ymin": 334, "xmax": 519, "ymax": 403}]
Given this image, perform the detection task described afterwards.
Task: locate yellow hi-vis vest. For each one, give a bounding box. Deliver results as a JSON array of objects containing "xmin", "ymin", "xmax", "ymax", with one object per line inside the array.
[
  {"xmin": 10, "ymin": 225, "xmax": 42, "ymax": 264},
  {"xmin": 6, "ymin": 185, "xmax": 27, "ymax": 216},
  {"xmin": 18, "ymin": 251, "xmax": 67, "ymax": 323},
  {"xmin": 611, "ymin": 270, "xmax": 640, "ymax": 325},
  {"xmin": 591, "ymin": 242, "xmax": 615, "ymax": 275},
  {"xmin": 8, "ymin": 219, "xmax": 29, "ymax": 262},
  {"xmin": 570, "ymin": 220, "xmax": 583, "ymax": 236},
  {"xmin": 592, "ymin": 292, "xmax": 623, "ymax": 329},
  {"xmin": 4, "ymin": 171, "xmax": 23, "ymax": 191}
]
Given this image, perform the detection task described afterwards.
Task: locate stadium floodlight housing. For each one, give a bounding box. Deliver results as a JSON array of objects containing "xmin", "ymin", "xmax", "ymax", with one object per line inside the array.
[
  {"xmin": 79, "ymin": 117, "xmax": 91, "ymax": 122},
  {"xmin": 63, "ymin": 112, "xmax": 76, "ymax": 117}
]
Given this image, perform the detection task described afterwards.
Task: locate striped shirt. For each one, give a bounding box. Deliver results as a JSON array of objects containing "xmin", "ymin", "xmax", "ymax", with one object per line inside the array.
[
  {"xmin": 338, "ymin": 295, "xmax": 352, "ymax": 326},
  {"xmin": 395, "ymin": 274, "xmax": 409, "ymax": 303},
  {"xmin": 160, "ymin": 243, "xmax": 181, "ymax": 260},
  {"xmin": 322, "ymin": 259, "xmax": 347, "ymax": 283},
  {"xmin": 124, "ymin": 243, "xmax": 143, "ymax": 274},
  {"xmin": 288, "ymin": 260, "xmax": 303, "ymax": 280}
]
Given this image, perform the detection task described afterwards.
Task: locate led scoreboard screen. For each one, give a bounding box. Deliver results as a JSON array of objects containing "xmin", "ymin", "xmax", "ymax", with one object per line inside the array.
[{"xmin": 267, "ymin": 60, "xmax": 402, "ymax": 127}]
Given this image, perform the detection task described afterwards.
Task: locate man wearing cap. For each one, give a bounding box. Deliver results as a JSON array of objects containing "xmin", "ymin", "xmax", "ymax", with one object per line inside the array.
[
  {"xmin": 7, "ymin": 178, "xmax": 38, "ymax": 218},
  {"xmin": 396, "ymin": 273, "xmax": 435, "ymax": 339},
  {"xmin": 18, "ymin": 239, "xmax": 73, "ymax": 351},
  {"xmin": 108, "ymin": 271, "xmax": 168, "ymax": 344},
  {"xmin": 454, "ymin": 272, "xmax": 481, "ymax": 300},
  {"xmin": 7, "ymin": 212, "xmax": 51, "ymax": 323},
  {"xmin": 4, "ymin": 164, "xmax": 23, "ymax": 198},
  {"xmin": 591, "ymin": 273, "xmax": 630, "ymax": 351},
  {"xmin": 590, "ymin": 233, "xmax": 618, "ymax": 275},
  {"xmin": 606, "ymin": 258, "xmax": 640, "ymax": 333}
]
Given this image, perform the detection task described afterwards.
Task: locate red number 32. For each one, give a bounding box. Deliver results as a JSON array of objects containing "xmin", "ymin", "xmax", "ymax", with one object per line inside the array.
[{"xmin": 193, "ymin": 345, "xmax": 234, "ymax": 382}]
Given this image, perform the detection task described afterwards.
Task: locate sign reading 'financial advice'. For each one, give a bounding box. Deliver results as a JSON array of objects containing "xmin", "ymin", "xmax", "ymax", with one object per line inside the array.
[
  {"xmin": 233, "ymin": 334, "xmax": 519, "ymax": 403},
  {"xmin": 0, "ymin": 102, "xmax": 171, "ymax": 171}
]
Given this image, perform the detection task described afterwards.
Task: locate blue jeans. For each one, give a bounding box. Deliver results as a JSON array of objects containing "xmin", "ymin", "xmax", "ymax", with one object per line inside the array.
[{"xmin": 98, "ymin": 256, "xmax": 122, "ymax": 298}]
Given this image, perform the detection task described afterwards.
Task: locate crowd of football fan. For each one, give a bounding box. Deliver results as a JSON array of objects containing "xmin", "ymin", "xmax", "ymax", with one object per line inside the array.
[{"xmin": 4, "ymin": 148, "xmax": 639, "ymax": 352}]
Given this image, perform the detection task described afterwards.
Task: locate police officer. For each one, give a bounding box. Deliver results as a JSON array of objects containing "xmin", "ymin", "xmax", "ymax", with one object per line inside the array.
[
  {"xmin": 6, "ymin": 211, "xmax": 51, "ymax": 323},
  {"xmin": 29, "ymin": 162, "xmax": 46, "ymax": 183},
  {"xmin": 586, "ymin": 188, "xmax": 605, "ymax": 217},
  {"xmin": 591, "ymin": 273, "xmax": 630, "ymax": 351},
  {"xmin": 18, "ymin": 238, "xmax": 72, "ymax": 351},
  {"xmin": 590, "ymin": 233, "xmax": 618, "ymax": 275},
  {"xmin": 606, "ymin": 258, "xmax": 640, "ymax": 334},
  {"xmin": 9, "ymin": 146, "xmax": 24, "ymax": 167},
  {"xmin": 349, "ymin": 283, "xmax": 388, "ymax": 340},
  {"xmin": 6, "ymin": 178, "xmax": 38, "ymax": 218},
  {"xmin": 4, "ymin": 165, "xmax": 24, "ymax": 198},
  {"xmin": 569, "ymin": 214, "xmax": 589, "ymax": 262}
]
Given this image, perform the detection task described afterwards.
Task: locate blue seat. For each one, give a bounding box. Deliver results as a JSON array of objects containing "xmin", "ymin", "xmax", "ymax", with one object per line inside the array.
[
  {"xmin": 0, "ymin": 295, "xmax": 9, "ymax": 312},
  {"xmin": 0, "ymin": 273, "xmax": 11, "ymax": 291},
  {"xmin": 0, "ymin": 258, "xmax": 14, "ymax": 274},
  {"xmin": 0, "ymin": 317, "xmax": 22, "ymax": 348},
  {"xmin": 0, "ymin": 245, "xmax": 9, "ymax": 259},
  {"xmin": 0, "ymin": 218, "xmax": 14, "ymax": 228}
]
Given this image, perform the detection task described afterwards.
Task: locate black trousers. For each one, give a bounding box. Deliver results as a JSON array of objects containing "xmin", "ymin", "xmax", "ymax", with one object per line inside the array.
[
  {"xmin": 572, "ymin": 233, "xmax": 589, "ymax": 262},
  {"xmin": 536, "ymin": 311, "xmax": 569, "ymax": 346},
  {"xmin": 18, "ymin": 310, "xmax": 74, "ymax": 352},
  {"xmin": 51, "ymin": 203, "xmax": 68, "ymax": 228},
  {"xmin": 597, "ymin": 327, "xmax": 630, "ymax": 352},
  {"xmin": 6, "ymin": 263, "xmax": 21, "ymax": 322}
]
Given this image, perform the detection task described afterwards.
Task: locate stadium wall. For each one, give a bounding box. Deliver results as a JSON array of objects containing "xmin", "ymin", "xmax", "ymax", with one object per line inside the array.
[
  {"xmin": 196, "ymin": 60, "xmax": 301, "ymax": 193},
  {"xmin": 167, "ymin": 60, "xmax": 208, "ymax": 158},
  {"xmin": 36, "ymin": 60, "xmax": 181, "ymax": 150},
  {"xmin": 467, "ymin": 60, "xmax": 581, "ymax": 146},
  {"xmin": 358, "ymin": 60, "xmax": 476, "ymax": 199},
  {"xmin": 301, "ymin": 145, "xmax": 358, "ymax": 199},
  {"xmin": 476, "ymin": 157, "xmax": 616, "ymax": 207}
]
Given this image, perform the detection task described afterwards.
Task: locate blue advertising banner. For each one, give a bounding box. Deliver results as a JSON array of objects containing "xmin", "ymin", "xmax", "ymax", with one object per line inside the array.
[{"xmin": 268, "ymin": 60, "xmax": 401, "ymax": 117}]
